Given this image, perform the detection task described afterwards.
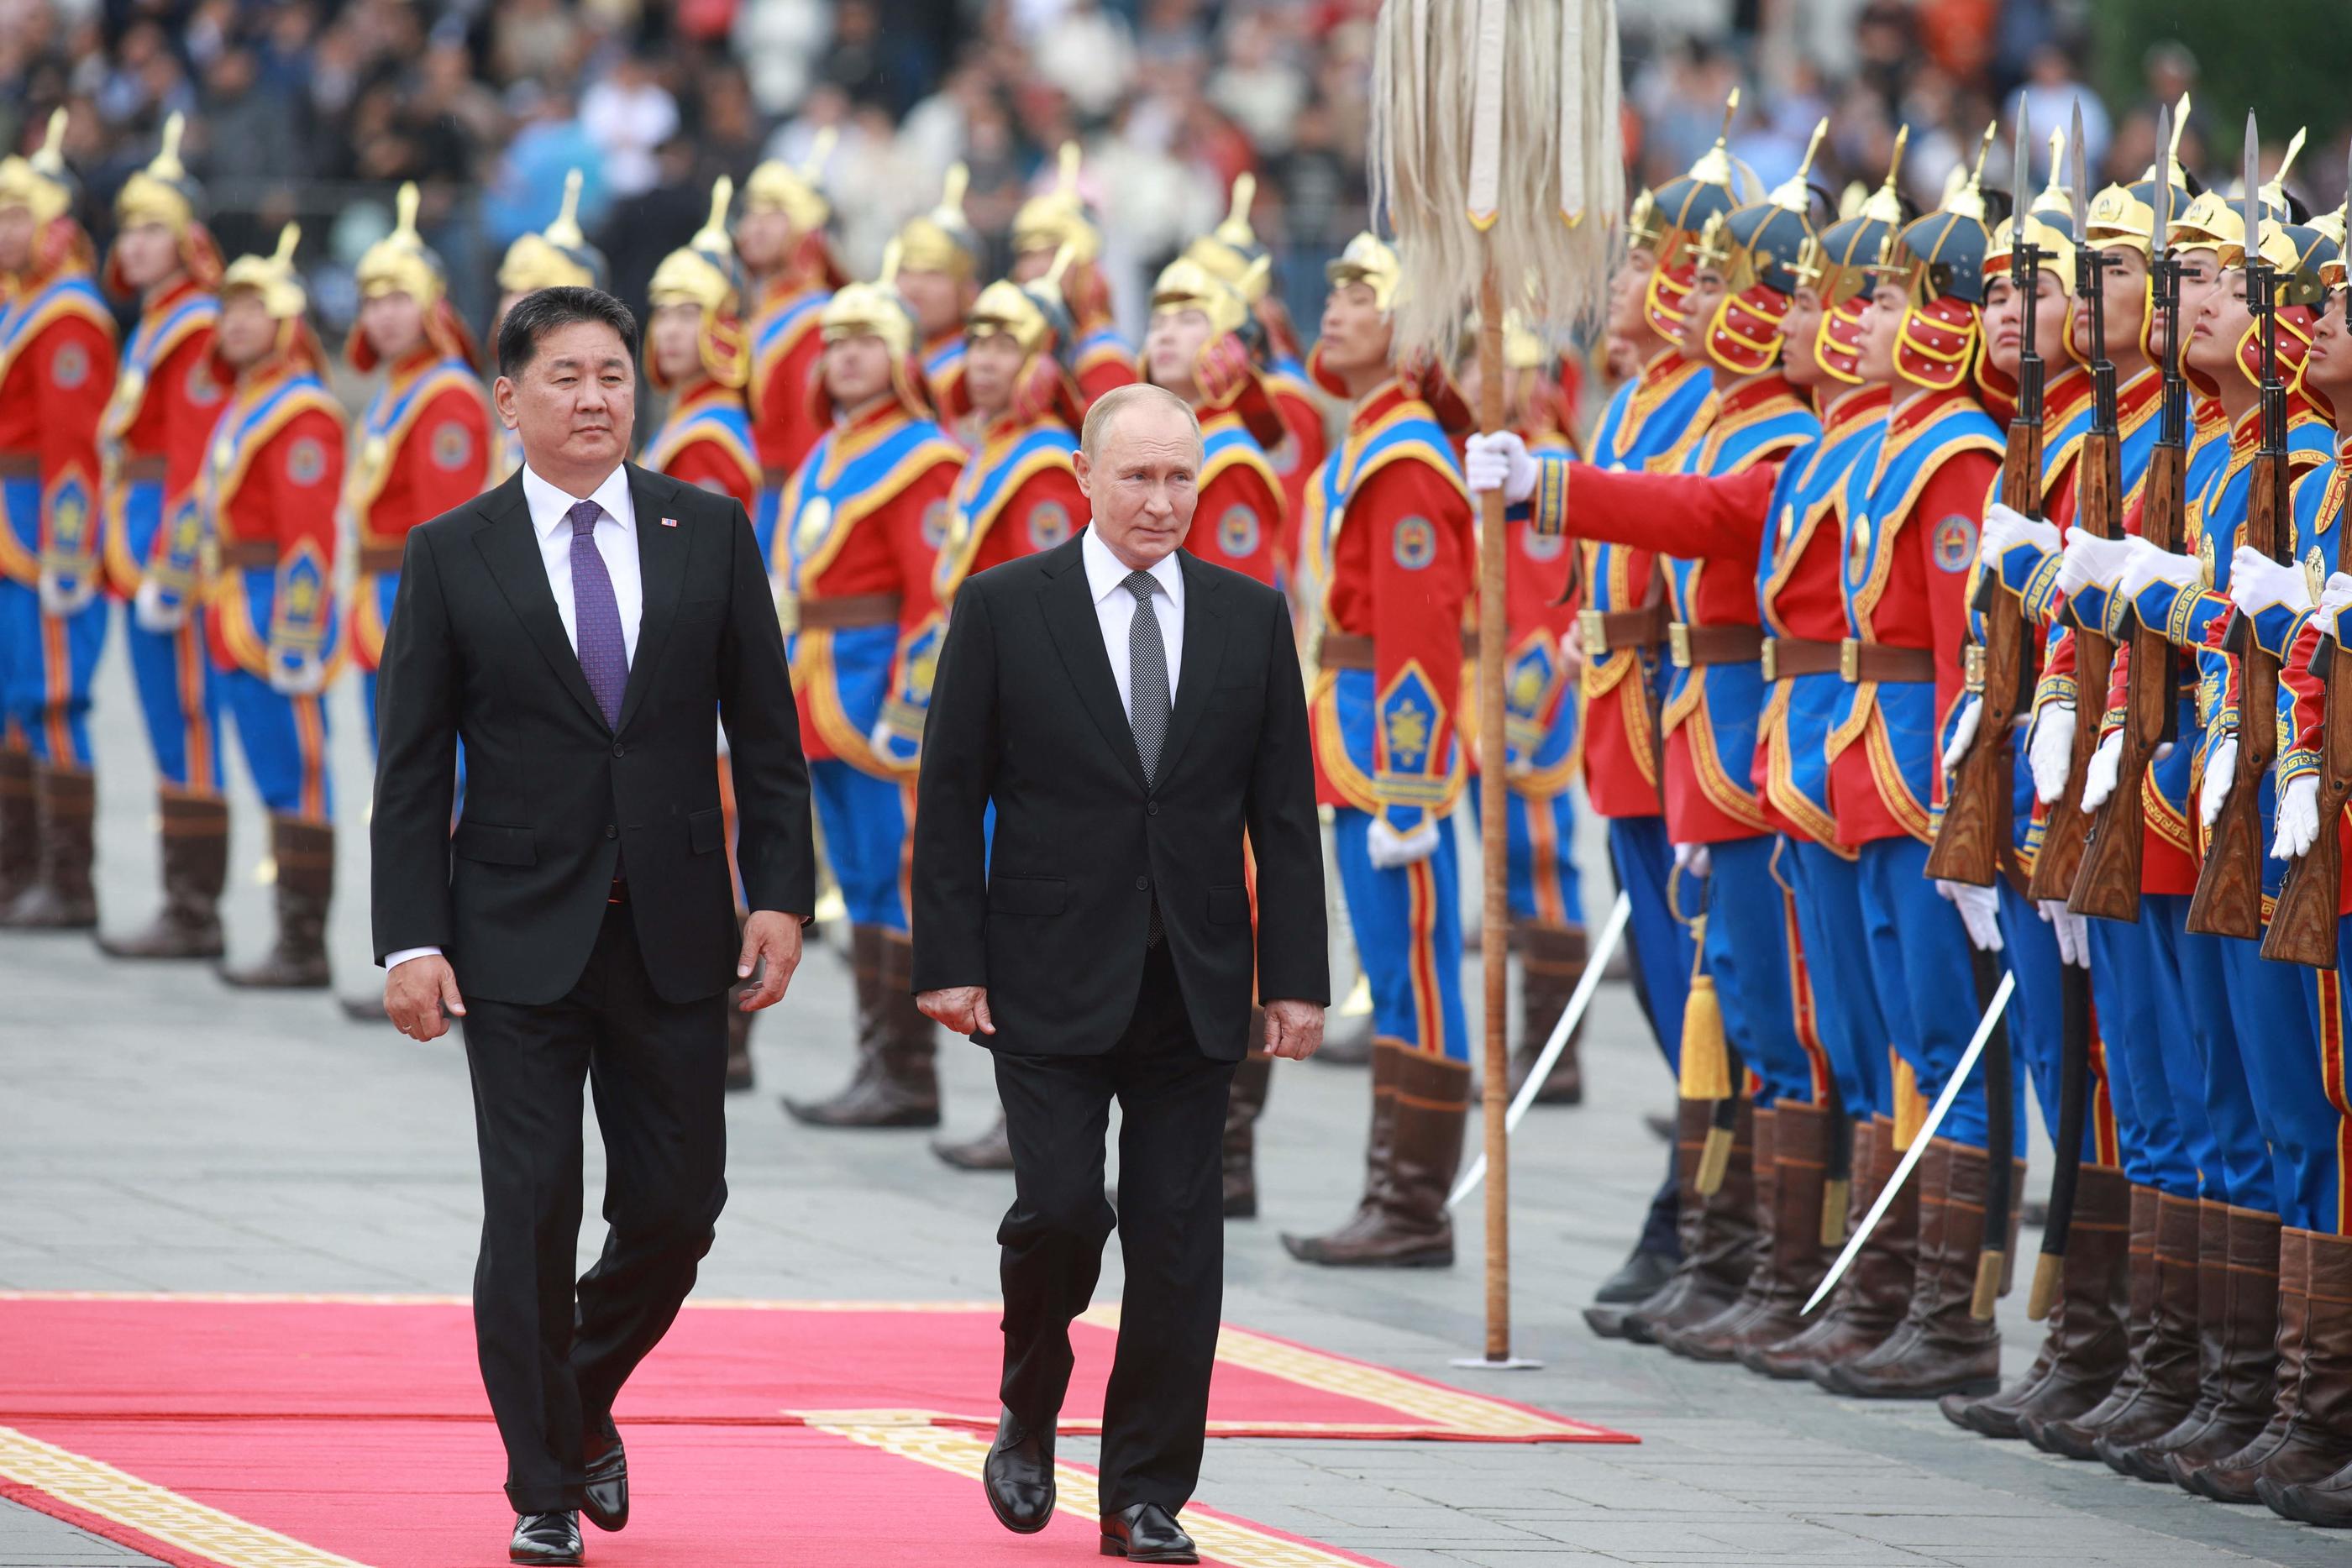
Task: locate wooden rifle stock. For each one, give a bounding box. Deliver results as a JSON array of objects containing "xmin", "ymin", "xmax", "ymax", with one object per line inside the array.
[
  {"xmin": 2028, "ymin": 428, "xmax": 2122, "ymax": 900},
  {"xmin": 2261, "ymin": 637, "xmax": 2352, "ymax": 968},
  {"xmin": 1928, "ymin": 417, "xmax": 2040, "ymax": 886},
  {"xmin": 2071, "ymin": 438, "xmax": 2187, "ymax": 921}
]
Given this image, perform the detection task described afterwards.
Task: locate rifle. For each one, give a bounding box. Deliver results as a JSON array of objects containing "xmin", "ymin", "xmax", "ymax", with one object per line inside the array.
[
  {"xmin": 2029, "ymin": 110, "xmax": 2123, "ymax": 903},
  {"xmin": 2187, "ymin": 117, "xmax": 2289, "ymax": 939},
  {"xmin": 1929, "ymin": 105, "xmax": 2041, "ymax": 888}
]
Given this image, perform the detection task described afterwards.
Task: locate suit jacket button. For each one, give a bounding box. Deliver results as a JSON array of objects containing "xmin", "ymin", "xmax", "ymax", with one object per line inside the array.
[
  {"xmin": 606, "ymin": 824, "xmax": 618, "ymax": 840},
  {"xmin": 1135, "ymin": 875, "xmax": 1150, "ymax": 891},
  {"xmin": 612, "ymin": 742, "xmax": 626, "ymax": 758},
  {"xmin": 1147, "ymin": 801, "xmax": 1159, "ymax": 816}
]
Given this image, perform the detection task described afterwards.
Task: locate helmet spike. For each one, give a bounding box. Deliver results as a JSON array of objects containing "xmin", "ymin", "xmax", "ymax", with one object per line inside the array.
[
  {"xmin": 2261, "ymin": 126, "xmax": 2307, "ymax": 209},
  {"xmin": 1055, "ymin": 140, "xmax": 1082, "ymax": 200},
  {"xmin": 1861, "ymin": 125, "xmax": 1909, "ymax": 225},
  {"xmin": 32, "ymin": 107, "xmax": 66, "ymax": 174},
  {"xmin": 1042, "ymin": 240, "xmax": 1079, "ymax": 296},
  {"xmin": 391, "ymin": 181, "xmax": 420, "ymax": 241},
  {"xmin": 545, "ymin": 169, "xmax": 585, "ymax": 250},
  {"xmin": 154, "ymin": 113, "xmax": 185, "ymax": 181},
  {"xmin": 878, "ymin": 237, "xmax": 903, "ymax": 289},
  {"xmin": 801, "ymin": 127, "xmax": 837, "ymax": 181},
  {"xmin": 272, "ymin": 223, "xmax": 300, "ymax": 265},
  {"xmin": 696, "ymin": 176, "xmax": 735, "ymax": 250},
  {"xmin": 1767, "ymin": 118, "xmax": 1829, "ymax": 214},
  {"xmin": 938, "ymin": 161, "xmax": 969, "ymax": 216}
]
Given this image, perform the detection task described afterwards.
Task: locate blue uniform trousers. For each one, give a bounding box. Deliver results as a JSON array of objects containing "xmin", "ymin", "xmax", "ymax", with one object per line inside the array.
[
  {"xmin": 1784, "ymin": 838, "xmax": 1887, "ymax": 1120},
  {"xmin": 123, "ymin": 611, "xmax": 223, "ymax": 794},
  {"xmin": 2296, "ymin": 920, "xmax": 2352, "ymax": 1235},
  {"xmin": 220, "ymin": 671, "xmax": 330, "ymax": 821},
  {"xmin": 1331, "ymin": 806, "xmax": 1468, "ymax": 1061},
  {"xmin": 810, "ymin": 756, "xmax": 911, "ymax": 932},
  {"xmin": 1607, "ymin": 814, "xmax": 1692, "ymax": 1072},
  {"xmin": 2086, "ymin": 913, "xmax": 2190, "ymax": 1194},
  {"xmin": 0, "ymin": 577, "xmax": 106, "ymax": 768},
  {"xmin": 1700, "ymin": 836, "xmax": 1821, "ymax": 1109},
  {"xmin": 1469, "ymin": 783, "xmax": 1586, "ymax": 931},
  {"xmin": 1993, "ymin": 880, "xmax": 2069, "ymax": 1154},
  {"xmin": 1856, "ymin": 835, "xmax": 1989, "ymax": 1150}
]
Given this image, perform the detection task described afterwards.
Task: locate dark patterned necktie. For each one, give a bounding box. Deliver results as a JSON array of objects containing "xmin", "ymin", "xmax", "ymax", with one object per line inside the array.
[
  {"xmin": 1126, "ymin": 570, "xmax": 1169, "ymax": 945},
  {"xmin": 568, "ymin": 499, "xmax": 627, "ymax": 729}
]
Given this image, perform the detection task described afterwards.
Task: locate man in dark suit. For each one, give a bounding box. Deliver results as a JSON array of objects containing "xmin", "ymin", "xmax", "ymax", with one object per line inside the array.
[
  {"xmin": 912, "ymin": 382, "xmax": 1328, "ymax": 1564},
  {"xmin": 370, "ymin": 286, "xmax": 814, "ymax": 1567}
]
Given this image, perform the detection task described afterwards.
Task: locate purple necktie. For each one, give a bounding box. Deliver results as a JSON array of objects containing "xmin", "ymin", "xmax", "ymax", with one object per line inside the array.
[{"xmin": 567, "ymin": 499, "xmax": 627, "ymax": 729}]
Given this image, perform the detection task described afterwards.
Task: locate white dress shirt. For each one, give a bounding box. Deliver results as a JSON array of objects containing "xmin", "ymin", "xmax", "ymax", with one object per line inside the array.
[
  {"xmin": 1080, "ymin": 525, "xmax": 1184, "ymax": 718},
  {"xmin": 386, "ymin": 464, "xmax": 646, "ymax": 975}
]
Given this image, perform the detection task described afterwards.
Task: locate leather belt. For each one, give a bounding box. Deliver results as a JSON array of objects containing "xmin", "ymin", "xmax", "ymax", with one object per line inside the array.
[
  {"xmin": 1317, "ymin": 629, "xmax": 1479, "ymax": 672},
  {"xmin": 1761, "ymin": 637, "xmax": 1844, "ymax": 680},
  {"xmin": 1577, "ymin": 600, "xmax": 1669, "ymax": 657},
  {"xmin": 0, "ymin": 453, "xmax": 35, "ymax": 478},
  {"xmin": 218, "ymin": 540, "xmax": 280, "ymax": 569},
  {"xmin": 1667, "ymin": 622, "xmax": 1765, "ymax": 669},
  {"xmin": 796, "ymin": 592, "xmax": 901, "ymax": 630},
  {"xmin": 359, "ymin": 544, "xmax": 405, "ymax": 574},
  {"xmin": 121, "ymin": 457, "xmax": 167, "ymax": 483},
  {"xmin": 1839, "ymin": 638, "xmax": 1936, "ymax": 684}
]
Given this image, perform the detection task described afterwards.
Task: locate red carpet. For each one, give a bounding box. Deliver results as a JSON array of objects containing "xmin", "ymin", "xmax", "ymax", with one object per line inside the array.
[{"xmin": 0, "ymin": 1294, "xmax": 1634, "ymax": 1568}]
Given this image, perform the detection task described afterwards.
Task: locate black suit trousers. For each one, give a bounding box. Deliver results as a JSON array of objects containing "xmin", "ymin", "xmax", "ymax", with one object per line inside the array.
[
  {"xmin": 994, "ymin": 942, "xmax": 1236, "ymax": 1516},
  {"xmin": 459, "ymin": 899, "xmax": 728, "ymax": 1513}
]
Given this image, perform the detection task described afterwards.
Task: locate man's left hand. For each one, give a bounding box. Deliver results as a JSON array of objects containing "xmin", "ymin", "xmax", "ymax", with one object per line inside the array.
[
  {"xmin": 1262, "ymin": 999, "xmax": 1325, "ymax": 1061},
  {"xmin": 737, "ymin": 910, "xmax": 805, "ymax": 1009}
]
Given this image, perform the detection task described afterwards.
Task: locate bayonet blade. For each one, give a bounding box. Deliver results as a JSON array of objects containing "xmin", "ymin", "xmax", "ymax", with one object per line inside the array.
[
  {"xmin": 2152, "ymin": 104, "xmax": 2173, "ymax": 253},
  {"xmin": 2243, "ymin": 109, "xmax": 2263, "ymax": 267},
  {"xmin": 2069, "ymin": 101, "xmax": 2091, "ymax": 260},
  {"xmin": 2013, "ymin": 99, "xmax": 2031, "ymax": 233}
]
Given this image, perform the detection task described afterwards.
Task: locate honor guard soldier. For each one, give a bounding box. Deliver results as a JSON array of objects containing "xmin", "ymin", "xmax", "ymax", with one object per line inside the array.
[
  {"xmin": 345, "ymin": 183, "xmax": 491, "ymax": 743},
  {"xmin": 775, "ymin": 248, "xmax": 964, "ymax": 1132},
  {"xmin": 1473, "ymin": 140, "xmax": 1828, "ymax": 1360},
  {"xmin": 925, "ymin": 250, "xmax": 1091, "ymax": 1173},
  {"xmin": 489, "ymin": 169, "xmax": 605, "ymax": 485},
  {"xmin": 1184, "ymin": 176, "xmax": 1331, "ymax": 579},
  {"xmin": 893, "ymin": 165, "xmax": 983, "ymax": 421},
  {"xmin": 92, "ymin": 115, "xmax": 230, "ymax": 957},
  {"xmin": 1009, "ymin": 143, "xmax": 1136, "ymax": 407},
  {"xmin": 0, "ymin": 110, "xmax": 117, "ymax": 929},
  {"xmin": 202, "ymin": 225, "xmax": 347, "ymax": 989},
  {"xmin": 736, "ymin": 134, "xmax": 846, "ymax": 558},
  {"xmin": 1278, "ymin": 233, "xmax": 1477, "ymax": 1269}
]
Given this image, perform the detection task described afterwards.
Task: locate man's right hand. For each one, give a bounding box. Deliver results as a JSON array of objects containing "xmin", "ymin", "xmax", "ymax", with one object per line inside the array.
[
  {"xmin": 918, "ymin": 984, "xmax": 995, "ymax": 1036},
  {"xmin": 386, "ymin": 954, "xmax": 468, "ymax": 1041}
]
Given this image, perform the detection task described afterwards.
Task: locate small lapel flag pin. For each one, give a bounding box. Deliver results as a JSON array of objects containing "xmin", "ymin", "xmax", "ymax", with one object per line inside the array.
[{"xmin": 661, "ymin": 517, "xmax": 678, "ymax": 528}]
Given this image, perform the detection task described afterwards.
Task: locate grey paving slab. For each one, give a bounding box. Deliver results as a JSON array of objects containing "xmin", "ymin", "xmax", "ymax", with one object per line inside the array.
[{"xmin": 0, "ymin": 636, "xmax": 2327, "ymax": 1568}]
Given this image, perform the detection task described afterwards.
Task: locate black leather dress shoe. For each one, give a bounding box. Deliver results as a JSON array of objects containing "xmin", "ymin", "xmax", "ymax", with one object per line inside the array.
[
  {"xmin": 1100, "ymin": 1502, "xmax": 1196, "ymax": 1563},
  {"xmin": 509, "ymin": 1510, "xmax": 582, "ymax": 1565},
  {"xmin": 984, "ymin": 1407, "xmax": 1055, "ymax": 1534},
  {"xmin": 582, "ymin": 1415, "xmax": 627, "ymax": 1532}
]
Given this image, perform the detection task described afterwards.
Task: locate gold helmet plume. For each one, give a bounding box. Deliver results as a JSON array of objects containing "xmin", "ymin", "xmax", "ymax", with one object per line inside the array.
[
  {"xmin": 498, "ymin": 169, "xmax": 607, "ymax": 293},
  {"xmin": 1324, "ymin": 232, "xmax": 1404, "ymax": 314},
  {"xmin": 895, "ymin": 162, "xmax": 981, "ymax": 278},
  {"xmin": 116, "ymin": 113, "xmax": 198, "ymax": 233},
  {"xmin": 741, "ymin": 128, "xmax": 835, "ymax": 233},
  {"xmin": 969, "ymin": 243, "xmax": 1080, "ymax": 359},
  {"xmin": 354, "ymin": 182, "xmax": 447, "ymax": 306},
  {"xmin": 0, "ymin": 108, "xmax": 74, "ymax": 228},
  {"xmin": 221, "ymin": 223, "xmax": 307, "ymax": 321},
  {"xmin": 1011, "ymin": 142, "xmax": 1100, "ymax": 267},
  {"xmin": 648, "ymin": 176, "xmax": 749, "ymax": 391}
]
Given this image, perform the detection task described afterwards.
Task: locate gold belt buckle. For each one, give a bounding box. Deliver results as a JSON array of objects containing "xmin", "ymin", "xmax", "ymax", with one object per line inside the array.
[
  {"xmin": 1761, "ymin": 638, "xmax": 1779, "ymax": 682},
  {"xmin": 1963, "ymin": 643, "xmax": 1987, "ymax": 692},
  {"xmin": 1578, "ymin": 608, "xmax": 1609, "ymax": 658},
  {"xmin": 1667, "ymin": 622, "xmax": 1693, "ymax": 669},
  {"xmin": 1839, "ymin": 637, "xmax": 1862, "ymax": 683}
]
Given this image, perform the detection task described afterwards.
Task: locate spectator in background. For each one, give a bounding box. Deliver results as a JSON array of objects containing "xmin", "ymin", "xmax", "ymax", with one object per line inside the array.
[
  {"xmin": 581, "ymin": 53, "xmax": 680, "ymax": 197},
  {"xmin": 1030, "ymin": 0, "xmax": 1133, "ymax": 120},
  {"xmin": 2005, "ymin": 41, "xmax": 2108, "ymax": 184},
  {"xmin": 1208, "ymin": 9, "xmax": 1306, "ymax": 159},
  {"xmin": 599, "ymin": 134, "xmax": 706, "ymax": 317},
  {"xmin": 486, "ymin": 82, "xmax": 606, "ymax": 248}
]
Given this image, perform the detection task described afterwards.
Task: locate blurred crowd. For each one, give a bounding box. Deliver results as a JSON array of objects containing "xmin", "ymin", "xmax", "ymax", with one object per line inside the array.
[{"xmin": 3, "ymin": 0, "xmax": 2348, "ymax": 350}]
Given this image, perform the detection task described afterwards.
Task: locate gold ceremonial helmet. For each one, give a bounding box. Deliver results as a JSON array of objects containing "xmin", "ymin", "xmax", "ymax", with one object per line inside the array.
[
  {"xmin": 821, "ymin": 239, "xmax": 918, "ymax": 361},
  {"xmin": 116, "ymin": 113, "xmax": 198, "ymax": 233},
  {"xmin": 221, "ymin": 223, "xmax": 308, "ymax": 321},
  {"xmin": 896, "ymin": 162, "xmax": 982, "ymax": 279},
  {"xmin": 741, "ymin": 128, "xmax": 834, "ymax": 233},
  {"xmin": 1325, "ymin": 231, "xmax": 1403, "ymax": 313},
  {"xmin": 2171, "ymin": 189, "xmax": 2242, "ymax": 256},
  {"xmin": 1150, "ymin": 252, "xmax": 1266, "ymax": 340},
  {"xmin": 2223, "ymin": 218, "xmax": 2330, "ymax": 306},
  {"xmin": 968, "ymin": 244, "xmax": 1079, "ymax": 358},
  {"xmin": 1011, "ymin": 142, "xmax": 1100, "ymax": 268},
  {"xmin": 0, "ymin": 108, "xmax": 74, "ymax": 228},
  {"xmin": 354, "ymin": 183, "xmax": 445, "ymax": 305},
  {"xmin": 650, "ymin": 176, "xmax": 744, "ymax": 318},
  {"xmin": 1184, "ymin": 173, "xmax": 1272, "ymax": 301},
  {"xmin": 498, "ymin": 169, "xmax": 606, "ymax": 293}
]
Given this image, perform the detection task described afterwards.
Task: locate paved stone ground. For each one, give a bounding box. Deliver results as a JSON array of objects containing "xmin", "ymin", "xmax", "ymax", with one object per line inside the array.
[{"xmin": 3, "ymin": 646, "xmax": 2344, "ymax": 1566}]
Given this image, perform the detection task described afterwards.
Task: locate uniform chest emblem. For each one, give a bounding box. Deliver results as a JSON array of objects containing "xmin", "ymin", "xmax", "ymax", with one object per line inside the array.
[
  {"xmin": 285, "ymin": 438, "xmax": 328, "ymax": 488},
  {"xmin": 50, "ymin": 342, "xmax": 88, "ymax": 389},
  {"xmin": 431, "ymin": 421, "xmax": 474, "ymax": 471},
  {"xmin": 1520, "ymin": 527, "xmax": 1565, "ymax": 563},
  {"xmin": 1392, "ymin": 515, "xmax": 1436, "ymax": 571},
  {"xmin": 1026, "ymin": 500, "xmax": 1072, "ymax": 550},
  {"xmin": 921, "ymin": 500, "xmax": 950, "ymax": 549},
  {"xmin": 1931, "ymin": 514, "xmax": 1977, "ymax": 574},
  {"xmin": 1218, "ymin": 505, "xmax": 1260, "ymax": 561}
]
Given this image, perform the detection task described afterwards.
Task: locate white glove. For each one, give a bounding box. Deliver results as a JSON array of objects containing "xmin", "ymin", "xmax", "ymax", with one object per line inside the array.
[
  {"xmin": 1462, "ymin": 430, "xmax": 1540, "ymax": 505},
  {"xmin": 2228, "ymin": 543, "xmax": 2314, "ymax": 618},
  {"xmin": 1981, "ymin": 501, "xmax": 2061, "ymax": 568},
  {"xmin": 1672, "ymin": 841, "xmax": 1713, "ymax": 878},
  {"xmin": 2273, "ymin": 774, "xmax": 2323, "ymax": 862},
  {"xmin": 1941, "ymin": 694, "xmax": 1982, "ymax": 773},
  {"xmin": 2119, "ymin": 537, "xmax": 2205, "ymax": 599},
  {"xmin": 2200, "ymin": 732, "xmax": 2238, "ymax": 827},
  {"xmin": 2028, "ymin": 701, "xmax": 2076, "ymax": 804},
  {"xmin": 268, "ymin": 650, "xmax": 329, "ymax": 697},
  {"xmin": 2078, "ymin": 730, "xmax": 2124, "ymax": 810},
  {"xmin": 1367, "ymin": 816, "xmax": 1441, "ymax": 869},
  {"xmin": 2321, "ymin": 571, "xmax": 2352, "ymax": 624},
  {"xmin": 2056, "ymin": 531, "xmax": 2139, "ymax": 600},
  {"xmin": 2038, "ymin": 898, "xmax": 2091, "ymax": 968},
  {"xmin": 38, "ymin": 568, "xmax": 97, "ymax": 619},
  {"xmin": 133, "ymin": 576, "xmax": 187, "ymax": 634},
  {"xmin": 1936, "ymin": 878, "xmax": 2005, "ymax": 952}
]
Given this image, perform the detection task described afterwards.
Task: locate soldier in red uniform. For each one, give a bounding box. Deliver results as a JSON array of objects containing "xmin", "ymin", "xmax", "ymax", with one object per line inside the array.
[
  {"xmin": 927, "ymin": 254, "xmax": 1093, "ymax": 1173},
  {"xmin": 775, "ymin": 249, "xmax": 965, "ymax": 1132},
  {"xmin": 488, "ymin": 168, "xmax": 604, "ymax": 486},
  {"xmin": 202, "ymin": 225, "xmax": 348, "ymax": 989},
  {"xmin": 1009, "ymin": 143, "xmax": 1135, "ymax": 408},
  {"xmin": 1280, "ymin": 233, "xmax": 1478, "ymax": 1269},
  {"xmin": 92, "ymin": 115, "xmax": 231, "ymax": 958},
  {"xmin": 894, "ymin": 165, "xmax": 981, "ymax": 425},
  {"xmin": 0, "ymin": 110, "xmax": 117, "ymax": 929},
  {"xmin": 735, "ymin": 134, "xmax": 845, "ymax": 559}
]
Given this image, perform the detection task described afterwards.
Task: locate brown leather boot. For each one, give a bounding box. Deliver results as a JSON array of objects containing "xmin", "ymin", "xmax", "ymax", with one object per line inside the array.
[
  {"xmin": 1223, "ymin": 1029, "xmax": 1273, "ymax": 1219},
  {"xmin": 932, "ymin": 1111, "xmax": 1016, "ymax": 1170},
  {"xmin": 2255, "ymin": 1231, "xmax": 2352, "ymax": 1522},
  {"xmin": 1819, "ymin": 1138, "xmax": 2001, "ymax": 1399},
  {"xmin": 785, "ymin": 927, "xmax": 941, "ymax": 1127},
  {"xmin": 1625, "ymin": 1099, "xmax": 1758, "ymax": 1345},
  {"xmin": 0, "ymin": 747, "xmax": 34, "ymax": 909},
  {"xmin": 1747, "ymin": 1114, "xmax": 1915, "ymax": 1378},
  {"xmin": 2073, "ymin": 1192, "xmax": 2207, "ymax": 1470},
  {"xmin": 1667, "ymin": 1103, "xmax": 1821, "ymax": 1362},
  {"xmin": 1282, "ymin": 1043, "xmax": 1465, "ymax": 1267},
  {"xmin": 2110, "ymin": 1198, "xmax": 2239, "ymax": 1481},
  {"xmin": 2026, "ymin": 1183, "xmax": 2165, "ymax": 1456},
  {"xmin": 219, "ymin": 817, "xmax": 332, "ymax": 988},
  {"xmin": 2192, "ymin": 1227, "xmax": 2341, "ymax": 1503},
  {"xmin": 3, "ymin": 763, "xmax": 97, "ymax": 928},
  {"xmin": 2159, "ymin": 1207, "xmax": 2283, "ymax": 1492},
  {"xmin": 1945, "ymin": 1164, "xmax": 2131, "ymax": 1439},
  {"xmin": 1509, "ymin": 921, "xmax": 1583, "ymax": 1104},
  {"xmin": 1588, "ymin": 1098, "xmax": 1707, "ymax": 1340},
  {"xmin": 98, "ymin": 793, "xmax": 229, "ymax": 959}
]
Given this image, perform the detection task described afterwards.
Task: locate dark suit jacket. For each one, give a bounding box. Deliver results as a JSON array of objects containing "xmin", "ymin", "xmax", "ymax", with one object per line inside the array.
[
  {"xmin": 911, "ymin": 532, "xmax": 1328, "ymax": 1059},
  {"xmin": 370, "ymin": 464, "xmax": 815, "ymax": 1007}
]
